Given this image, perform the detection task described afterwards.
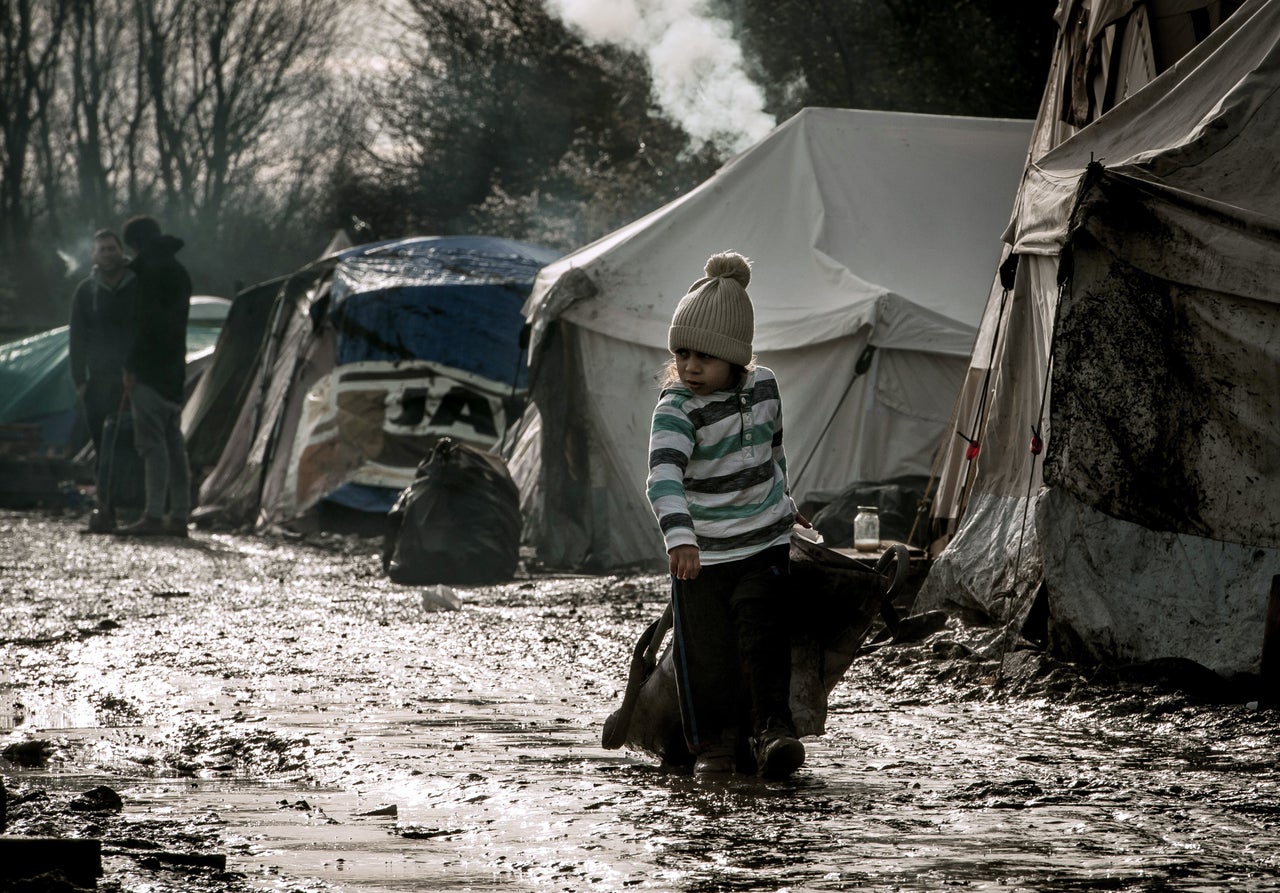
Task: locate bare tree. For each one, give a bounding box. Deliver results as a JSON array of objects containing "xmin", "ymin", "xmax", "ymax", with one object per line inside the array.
[
  {"xmin": 0, "ymin": 0, "xmax": 70, "ymax": 250},
  {"xmin": 0, "ymin": 0, "xmax": 358, "ymax": 327},
  {"xmin": 131, "ymin": 0, "xmax": 344, "ymax": 231},
  {"xmin": 64, "ymin": 0, "xmax": 139, "ymax": 230}
]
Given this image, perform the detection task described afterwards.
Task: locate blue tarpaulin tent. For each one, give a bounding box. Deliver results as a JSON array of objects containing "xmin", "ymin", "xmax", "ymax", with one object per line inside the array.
[
  {"xmin": 191, "ymin": 235, "xmax": 559, "ymax": 530},
  {"xmin": 0, "ymin": 328, "xmax": 79, "ymax": 449},
  {"xmin": 330, "ymin": 237, "xmax": 541, "ymax": 389},
  {"xmin": 0, "ymin": 297, "xmax": 230, "ymax": 454}
]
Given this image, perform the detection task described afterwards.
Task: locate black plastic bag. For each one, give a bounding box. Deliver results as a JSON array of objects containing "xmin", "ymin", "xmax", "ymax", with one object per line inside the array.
[{"xmin": 382, "ymin": 438, "xmax": 522, "ymax": 585}]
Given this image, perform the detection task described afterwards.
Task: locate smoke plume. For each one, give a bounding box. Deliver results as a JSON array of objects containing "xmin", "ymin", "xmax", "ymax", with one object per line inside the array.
[{"xmin": 545, "ymin": 0, "xmax": 776, "ymax": 155}]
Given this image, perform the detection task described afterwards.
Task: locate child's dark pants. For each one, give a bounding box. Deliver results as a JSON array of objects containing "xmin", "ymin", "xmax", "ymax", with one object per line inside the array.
[{"xmin": 670, "ymin": 544, "xmax": 793, "ymax": 753}]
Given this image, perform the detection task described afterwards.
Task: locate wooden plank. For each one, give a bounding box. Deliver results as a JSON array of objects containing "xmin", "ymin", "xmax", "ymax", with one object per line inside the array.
[{"xmin": 0, "ymin": 836, "xmax": 102, "ymax": 886}]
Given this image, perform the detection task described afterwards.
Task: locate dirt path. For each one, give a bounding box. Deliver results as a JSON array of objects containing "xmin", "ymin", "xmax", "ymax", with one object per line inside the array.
[{"xmin": 3, "ymin": 510, "xmax": 1280, "ymax": 892}]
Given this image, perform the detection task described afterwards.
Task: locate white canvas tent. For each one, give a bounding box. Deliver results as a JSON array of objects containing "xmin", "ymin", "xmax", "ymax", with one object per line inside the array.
[
  {"xmin": 917, "ymin": 0, "xmax": 1280, "ymax": 677},
  {"xmin": 517, "ymin": 108, "xmax": 1033, "ymax": 572}
]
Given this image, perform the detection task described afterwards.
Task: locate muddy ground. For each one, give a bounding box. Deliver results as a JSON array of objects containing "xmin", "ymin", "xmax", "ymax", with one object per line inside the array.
[{"xmin": 3, "ymin": 508, "xmax": 1280, "ymax": 893}]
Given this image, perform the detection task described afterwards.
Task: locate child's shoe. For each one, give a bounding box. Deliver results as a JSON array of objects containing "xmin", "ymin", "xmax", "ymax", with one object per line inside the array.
[
  {"xmin": 693, "ymin": 745, "xmax": 736, "ymax": 775},
  {"xmin": 752, "ymin": 721, "xmax": 805, "ymax": 778},
  {"xmin": 86, "ymin": 507, "xmax": 116, "ymax": 534},
  {"xmin": 117, "ymin": 515, "xmax": 166, "ymax": 537}
]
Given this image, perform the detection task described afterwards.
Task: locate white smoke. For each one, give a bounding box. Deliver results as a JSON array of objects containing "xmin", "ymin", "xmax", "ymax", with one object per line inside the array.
[{"xmin": 545, "ymin": 0, "xmax": 776, "ymax": 155}]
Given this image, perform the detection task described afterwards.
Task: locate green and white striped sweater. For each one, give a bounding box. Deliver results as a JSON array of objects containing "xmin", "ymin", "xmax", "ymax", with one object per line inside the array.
[{"xmin": 646, "ymin": 365, "xmax": 797, "ymax": 564}]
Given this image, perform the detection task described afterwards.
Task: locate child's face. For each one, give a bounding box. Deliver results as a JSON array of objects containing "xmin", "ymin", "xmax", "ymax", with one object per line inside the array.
[{"xmin": 674, "ymin": 349, "xmax": 735, "ymax": 394}]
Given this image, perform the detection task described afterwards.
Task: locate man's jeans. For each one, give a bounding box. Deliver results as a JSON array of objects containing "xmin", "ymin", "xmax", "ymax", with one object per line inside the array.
[{"xmin": 130, "ymin": 382, "xmax": 191, "ymax": 521}]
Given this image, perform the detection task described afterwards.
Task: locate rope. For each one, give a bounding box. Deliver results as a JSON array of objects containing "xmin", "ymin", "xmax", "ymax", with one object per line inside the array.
[
  {"xmin": 915, "ymin": 253, "xmax": 1018, "ymax": 552},
  {"xmin": 953, "ymin": 278, "xmax": 1012, "ymax": 523},
  {"xmin": 993, "ymin": 269, "xmax": 1067, "ymax": 688},
  {"xmin": 790, "ymin": 343, "xmax": 875, "ymax": 494},
  {"xmin": 991, "ymin": 168, "xmax": 1100, "ymax": 689},
  {"xmin": 905, "ymin": 382, "xmax": 963, "ymax": 549}
]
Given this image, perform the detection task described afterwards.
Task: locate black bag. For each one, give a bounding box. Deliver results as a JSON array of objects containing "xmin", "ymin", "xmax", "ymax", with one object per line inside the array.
[
  {"xmin": 98, "ymin": 412, "xmax": 145, "ymax": 512},
  {"xmin": 382, "ymin": 438, "xmax": 522, "ymax": 585}
]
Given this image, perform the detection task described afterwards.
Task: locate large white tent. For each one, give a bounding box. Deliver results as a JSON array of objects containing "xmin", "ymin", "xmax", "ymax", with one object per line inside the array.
[
  {"xmin": 516, "ymin": 108, "xmax": 1032, "ymax": 572},
  {"xmin": 917, "ymin": 0, "xmax": 1280, "ymax": 677}
]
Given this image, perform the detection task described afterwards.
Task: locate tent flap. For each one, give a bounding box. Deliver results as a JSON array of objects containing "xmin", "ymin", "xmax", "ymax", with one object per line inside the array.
[
  {"xmin": 1048, "ymin": 226, "xmax": 1280, "ymax": 549},
  {"xmin": 1072, "ymin": 168, "xmax": 1280, "ymax": 304},
  {"xmin": 1039, "ymin": 488, "xmax": 1277, "ymax": 677}
]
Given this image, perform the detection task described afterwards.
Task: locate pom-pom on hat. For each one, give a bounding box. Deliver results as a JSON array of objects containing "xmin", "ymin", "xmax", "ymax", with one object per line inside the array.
[{"xmin": 668, "ymin": 251, "xmax": 755, "ymax": 366}]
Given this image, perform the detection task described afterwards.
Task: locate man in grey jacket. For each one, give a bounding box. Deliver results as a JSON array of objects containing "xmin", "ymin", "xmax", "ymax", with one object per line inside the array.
[{"xmin": 68, "ymin": 229, "xmax": 136, "ymax": 532}]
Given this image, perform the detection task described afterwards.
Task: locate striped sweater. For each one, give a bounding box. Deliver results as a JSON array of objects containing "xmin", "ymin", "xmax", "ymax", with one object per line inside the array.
[{"xmin": 646, "ymin": 365, "xmax": 797, "ymax": 564}]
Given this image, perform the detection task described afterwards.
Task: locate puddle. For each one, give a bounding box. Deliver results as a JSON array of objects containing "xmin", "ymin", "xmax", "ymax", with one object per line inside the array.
[{"xmin": 4, "ymin": 511, "xmax": 1280, "ymax": 891}]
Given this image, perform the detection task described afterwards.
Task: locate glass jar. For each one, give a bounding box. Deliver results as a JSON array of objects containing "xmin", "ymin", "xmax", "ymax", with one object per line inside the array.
[{"xmin": 853, "ymin": 505, "xmax": 880, "ymax": 552}]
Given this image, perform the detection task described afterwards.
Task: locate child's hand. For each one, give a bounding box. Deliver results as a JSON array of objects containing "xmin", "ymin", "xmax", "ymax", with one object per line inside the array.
[{"xmin": 669, "ymin": 545, "xmax": 701, "ymax": 580}]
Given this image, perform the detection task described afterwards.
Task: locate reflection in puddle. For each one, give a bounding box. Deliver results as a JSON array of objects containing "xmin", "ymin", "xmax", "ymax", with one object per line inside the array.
[{"xmin": 4, "ymin": 514, "xmax": 1280, "ymax": 891}]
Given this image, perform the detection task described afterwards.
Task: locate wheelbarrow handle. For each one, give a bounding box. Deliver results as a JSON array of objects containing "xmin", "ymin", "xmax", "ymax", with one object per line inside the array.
[{"xmin": 874, "ymin": 544, "xmax": 910, "ymax": 636}]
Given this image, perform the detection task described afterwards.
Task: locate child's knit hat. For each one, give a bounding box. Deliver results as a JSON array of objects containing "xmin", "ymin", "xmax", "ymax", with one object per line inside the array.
[{"xmin": 668, "ymin": 251, "xmax": 755, "ymax": 366}]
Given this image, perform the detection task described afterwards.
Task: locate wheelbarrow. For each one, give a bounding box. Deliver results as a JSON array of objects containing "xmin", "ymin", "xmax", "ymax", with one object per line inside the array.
[{"xmin": 602, "ymin": 531, "xmax": 911, "ymax": 768}]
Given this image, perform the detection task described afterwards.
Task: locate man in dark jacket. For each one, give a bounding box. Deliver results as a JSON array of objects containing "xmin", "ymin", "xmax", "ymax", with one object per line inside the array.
[
  {"xmin": 117, "ymin": 215, "xmax": 193, "ymax": 537},
  {"xmin": 69, "ymin": 229, "xmax": 137, "ymax": 533}
]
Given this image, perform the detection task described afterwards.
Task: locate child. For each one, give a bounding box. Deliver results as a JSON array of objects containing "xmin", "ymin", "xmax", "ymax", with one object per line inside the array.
[{"xmin": 646, "ymin": 250, "xmax": 809, "ymax": 778}]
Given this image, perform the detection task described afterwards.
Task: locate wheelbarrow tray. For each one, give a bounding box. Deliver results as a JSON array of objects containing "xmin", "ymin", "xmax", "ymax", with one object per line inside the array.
[{"xmin": 603, "ymin": 534, "xmax": 906, "ymax": 768}]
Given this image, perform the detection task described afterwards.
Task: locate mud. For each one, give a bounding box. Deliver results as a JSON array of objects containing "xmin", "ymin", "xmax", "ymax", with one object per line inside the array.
[{"xmin": 3, "ymin": 508, "xmax": 1280, "ymax": 892}]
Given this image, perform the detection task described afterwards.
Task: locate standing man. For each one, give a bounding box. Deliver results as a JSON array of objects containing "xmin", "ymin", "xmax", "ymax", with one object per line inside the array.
[
  {"xmin": 69, "ymin": 229, "xmax": 137, "ymax": 533},
  {"xmin": 117, "ymin": 215, "xmax": 193, "ymax": 538}
]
